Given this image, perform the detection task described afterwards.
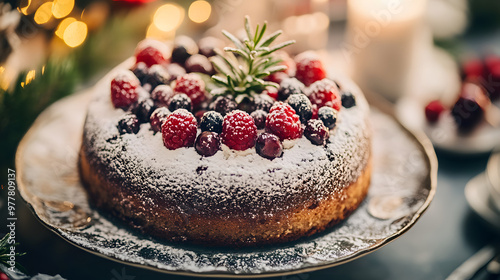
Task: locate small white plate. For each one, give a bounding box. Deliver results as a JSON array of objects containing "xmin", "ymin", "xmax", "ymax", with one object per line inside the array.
[{"xmin": 465, "ymin": 172, "xmax": 500, "ymax": 231}]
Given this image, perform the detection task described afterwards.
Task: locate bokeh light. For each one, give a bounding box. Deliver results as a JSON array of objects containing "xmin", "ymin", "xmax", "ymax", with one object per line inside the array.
[
  {"xmin": 63, "ymin": 21, "xmax": 88, "ymax": 48},
  {"xmin": 188, "ymin": 0, "xmax": 211, "ymax": 23},
  {"xmin": 19, "ymin": 0, "xmax": 31, "ymax": 15},
  {"xmin": 55, "ymin": 17, "xmax": 76, "ymax": 38},
  {"xmin": 52, "ymin": 0, "xmax": 74, "ymax": 19},
  {"xmin": 153, "ymin": 3, "xmax": 184, "ymax": 32},
  {"xmin": 34, "ymin": 2, "xmax": 54, "ymax": 25}
]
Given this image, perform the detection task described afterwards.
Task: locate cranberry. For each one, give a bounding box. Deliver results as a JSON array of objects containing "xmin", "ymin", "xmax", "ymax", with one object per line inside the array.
[
  {"xmin": 195, "ymin": 131, "xmax": 220, "ymax": 157},
  {"xmin": 255, "ymin": 133, "xmax": 283, "ymax": 160},
  {"xmin": 425, "ymin": 100, "xmax": 445, "ymax": 123}
]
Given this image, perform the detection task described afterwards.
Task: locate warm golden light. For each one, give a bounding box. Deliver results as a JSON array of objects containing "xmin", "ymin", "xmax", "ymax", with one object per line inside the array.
[
  {"xmin": 34, "ymin": 2, "xmax": 53, "ymax": 25},
  {"xmin": 188, "ymin": 0, "xmax": 211, "ymax": 23},
  {"xmin": 63, "ymin": 21, "xmax": 88, "ymax": 48},
  {"xmin": 153, "ymin": 3, "xmax": 184, "ymax": 32},
  {"xmin": 55, "ymin": 17, "xmax": 76, "ymax": 38},
  {"xmin": 52, "ymin": 0, "xmax": 74, "ymax": 18},
  {"xmin": 19, "ymin": 0, "xmax": 31, "ymax": 15},
  {"xmin": 25, "ymin": 70, "xmax": 36, "ymax": 85}
]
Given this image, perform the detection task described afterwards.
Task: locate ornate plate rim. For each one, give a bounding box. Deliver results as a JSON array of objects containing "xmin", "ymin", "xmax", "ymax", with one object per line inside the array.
[{"xmin": 15, "ymin": 91, "xmax": 438, "ymax": 278}]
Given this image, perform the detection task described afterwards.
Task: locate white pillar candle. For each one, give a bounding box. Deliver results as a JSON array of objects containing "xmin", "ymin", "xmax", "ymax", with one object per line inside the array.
[{"xmin": 346, "ymin": 0, "xmax": 427, "ymax": 101}]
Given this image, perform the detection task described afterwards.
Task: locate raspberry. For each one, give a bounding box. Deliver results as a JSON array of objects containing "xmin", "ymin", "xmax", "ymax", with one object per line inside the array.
[
  {"xmin": 171, "ymin": 35, "xmax": 198, "ymax": 65},
  {"xmin": 250, "ymin": 109, "xmax": 267, "ymax": 129},
  {"xmin": 151, "ymin": 85, "xmax": 174, "ymax": 107},
  {"xmin": 111, "ymin": 70, "xmax": 140, "ymax": 109},
  {"xmin": 277, "ymin": 78, "xmax": 305, "ymax": 101},
  {"xmin": 267, "ymin": 71, "xmax": 289, "ymax": 84},
  {"xmin": 294, "ymin": 51, "xmax": 326, "ymax": 86},
  {"xmin": 174, "ymin": 73, "xmax": 206, "ymax": 108},
  {"xmin": 256, "ymin": 133, "xmax": 283, "ymax": 160},
  {"xmin": 200, "ymin": 111, "xmax": 223, "ymax": 133},
  {"xmin": 221, "ymin": 110, "xmax": 257, "ymax": 150},
  {"xmin": 118, "ymin": 114, "xmax": 140, "ymax": 134},
  {"xmin": 168, "ymin": 93, "xmax": 192, "ymax": 112},
  {"xmin": 266, "ymin": 103, "xmax": 302, "ymax": 141},
  {"xmin": 286, "ymin": 94, "xmax": 312, "ymax": 123},
  {"xmin": 341, "ymin": 91, "xmax": 356, "ymax": 108},
  {"xmin": 209, "ymin": 95, "xmax": 237, "ymax": 115},
  {"xmin": 185, "ymin": 54, "xmax": 214, "ymax": 74},
  {"xmin": 425, "ymin": 100, "xmax": 444, "ymax": 123},
  {"xmin": 143, "ymin": 64, "xmax": 170, "ymax": 90},
  {"xmin": 263, "ymin": 87, "xmax": 278, "ymax": 100},
  {"xmin": 195, "ymin": 131, "xmax": 220, "ymax": 157},
  {"xmin": 135, "ymin": 39, "xmax": 169, "ymax": 67},
  {"xmin": 150, "ymin": 107, "xmax": 170, "ymax": 132},
  {"xmin": 308, "ymin": 79, "xmax": 341, "ymax": 111},
  {"xmin": 162, "ymin": 109, "xmax": 198, "ymax": 150},
  {"xmin": 304, "ymin": 119, "xmax": 329, "ymax": 145},
  {"xmin": 318, "ymin": 106, "xmax": 337, "ymax": 129},
  {"xmin": 132, "ymin": 98, "xmax": 156, "ymax": 123}
]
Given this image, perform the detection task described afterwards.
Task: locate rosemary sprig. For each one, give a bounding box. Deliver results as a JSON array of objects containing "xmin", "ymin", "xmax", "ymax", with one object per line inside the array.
[
  {"xmin": 210, "ymin": 16, "xmax": 295, "ymax": 96},
  {"xmin": 0, "ymin": 233, "xmax": 27, "ymax": 274}
]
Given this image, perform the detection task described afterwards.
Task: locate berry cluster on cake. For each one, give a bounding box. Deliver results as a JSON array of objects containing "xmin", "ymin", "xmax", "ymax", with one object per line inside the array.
[{"xmin": 79, "ymin": 17, "xmax": 372, "ymax": 246}]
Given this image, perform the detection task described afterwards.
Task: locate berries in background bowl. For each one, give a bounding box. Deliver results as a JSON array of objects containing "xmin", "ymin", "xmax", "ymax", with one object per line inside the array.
[
  {"xmin": 162, "ymin": 109, "xmax": 198, "ymax": 150},
  {"xmin": 118, "ymin": 114, "xmax": 140, "ymax": 134},
  {"xmin": 174, "ymin": 73, "xmax": 206, "ymax": 108},
  {"xmin": 185, "ymin": 54, "xmax": 214, "ymax": 74},
  {"xmin": 318, "ymin": 106, "xmax": 338, "ymax": 129},
  {"xmin": 132, "ymin": 98, "xmax": 156, "ymax": 123},
  {"xmin": 256, "ymin": 133, "xmax": 283, "ymax": 160},
  {"xmin": 209, "ymin": 95, "xmax": 237, "ymax": 115},
  {"xmin": 111, "ymin": 70, "xmax": 140, "ymax": 109},
  {"xmin": 221, "ymin": 110, "xmax": 257, "ymax": 151},
  {"xmin": 266, "ymin": 102, "xmax": 302, "ymax": 141},
  {"xmin": 143, "ymin": 65, "xmax": 170, "ymax": 90},
  {"xmin": 451, "ymin": 81, "xmax": 490, "ymax": 132},
  {"xmin": 200, "ymin": 111, "xmax": 223, "ymax": 133},
  {"xmin": 195, "ymin": 131, "xmax": 221, "ymax": 157},
  {"xmin": 151, "ymin": 85, "xmax": 174, "ymax": 107},
  {"xmin": 168, "ymin": 93, "xmax": 192, "ymax": 112},
  {"xmin": 341, "ymin": 91, "xmax": 357, "ymax": 108},
  {"xmin": 460, "ymin": 58, "xmax": 485, "ymax": 80},
  {"xmin": 251, "ymin": 109, "xmax": 267, "ymax": 129},
  {"xmin": 424, "ymin": 100, "xmax": 445, "ymax": 123},
  {"xmin": 150, "ymin": 107, "xmax": 170, "ymax": 132},
  {"xmin": 286, "ymin": 94, "xmax": 312, "ymax": 123},
  {"xmin": 294, "ymin": 51, "xmax": 326, "ymax": 86},
  {"xmin": 135, "ymin": 39, "xmax": 170, "ymax": 67},
  {"xmin": 278, "ymin": 78, "xmax": 305, "ymax": 101},
  {"xmin": 308, "ymin": 79, "xmax": 341, "ymax": 111},
  {"xmin": 304, "ymin": 119, "xmax": 329, "ymax": 145},
  {"xmin": 171, "ymin": 35, "xmax": 199, "ymax": 65}
]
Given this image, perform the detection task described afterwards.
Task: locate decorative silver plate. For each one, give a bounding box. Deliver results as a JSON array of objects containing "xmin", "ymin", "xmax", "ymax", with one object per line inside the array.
[{"xmin": 16, "ymin": 90, "xmax": 437, "ymax": 278}]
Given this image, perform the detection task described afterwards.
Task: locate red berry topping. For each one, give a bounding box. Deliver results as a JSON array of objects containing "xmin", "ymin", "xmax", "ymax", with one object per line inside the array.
[
  {"xmin": 195, "ymin": 131, "xmax": 220, "ymax": 157},
  {"xmin": 221, "ymin": 110, "xmax": 257, "ymax": 151},
  {"xmin": 111, "ymin": 70, "xmax": 140, "ymax": 109},
  {"xmin": 173, "ymin": 73, "xmax": 206, "ymax": 108},
  {"xmin": 461, "ymin": 58, "xmax": 484, "ymax": 80},
  {"xmin": 263, "ymin": 87, "xmax": 279, "ymax": 100},
  {"xmin": 311, "ymin": 104, "xmax": 319, "ymax": 119},
  {"xmin": 425, "ymin": 100, "xmax": 445, "ymax": 123},
  {"xmin": 266, "ymin": 103, "xmax": 302, "ymax": 141},
  {"xmin": 304, "ymin": 119, "xmax": 329, "ymax": 145},
  {"xmin": 308, "ymin": 79, "xmax": 341, "ymax": 111},
  {"xmin": 162, "ymin": 109, "xmax": 198, "ymax": 150},
  {"xmin": 150, "ymin": 107, "xmax": 170, "ymax": 132},
  {"xmin": 135, "ymin": 39, "xmax": 169, "ymax": 67},
  {"xmin": 294, "ymin": 51, "xmax": 326, "ymax": 86},
  {"xmin": 256, "ymin": 133, "xmax": 283, "ymax": 160}
]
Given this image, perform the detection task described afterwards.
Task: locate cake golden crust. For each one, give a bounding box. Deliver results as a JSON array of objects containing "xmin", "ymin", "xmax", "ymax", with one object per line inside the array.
[{"xmin": 80, "ymin": 149, "xmax": 371, "ymax": 246}]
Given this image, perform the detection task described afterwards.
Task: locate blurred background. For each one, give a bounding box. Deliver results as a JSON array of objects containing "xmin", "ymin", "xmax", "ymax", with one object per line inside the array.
[{"xmin": 1, "ymin": 0, "xmax": 500, "ymax": 279}]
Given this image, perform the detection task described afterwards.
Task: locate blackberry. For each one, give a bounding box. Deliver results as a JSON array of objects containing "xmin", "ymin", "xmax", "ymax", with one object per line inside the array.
[
  {"xmin": 143, "ymin": 65, "xmax": 170, "ymax": 90},
  {"xmin": 304, "ymin": 119, "xmax": 329, "ymax": 145},
  {"xmin": 341, "ymin": 91, "xmax": 356, "ymax": 108},
  {"xmin": 237, "ymin": 95, "xmax": 255, "ymax": 113},
  {"xmin": 199, "ymin": 111, "xmax": 223, "ymax": 133},
  {"xmin": 250, "ymin": 109, "xmax": 267, "ymax": 129},
  {"xmin": 150, "ymin": 107, "xmax": 170, "ymax": 132},
  {"xmin": 318, "ymin": 106, "xmax": 337, "ymax": 129},
  {"xmin": 198, "ymin": 36, "xmax": 223, "ymax": 57},
  {"xmin": 286, "ymin": 94, "xmax": 312, "ymax": 123},
  {"xmin": 195, "ymin": 131, "xmax": 220, "ymax": 157},
  {"xmin": 131, "ymin": 62, "xmax": 148, "ymax": 83},
  {"xmin": 209, "ymin": 95, "xmax": 237, "ymax": 115},
  {"xmin": 118, "ymin": 114, "xmax": 140, "ymax": 134},
  {"xmin": 277, "ymin": 78, "xmax": 305, "ymax": 101},
  {"xmin": 254, "ymin": 94, "xmax": 275, "ymax": 112},
  {"xmin": 255, "ymin": 133, "xmax": 283, "ymax": 160},
  {"xmin": 171, "ymin": 35, "xmax": 198, "ymax": 65},
  {"xmin": 132, "ymin": 98, "xmax": 156, "ymax": 123},
  {"xmin": 169, "ymin": 93, "xmax": 192, "ymax": 112}
]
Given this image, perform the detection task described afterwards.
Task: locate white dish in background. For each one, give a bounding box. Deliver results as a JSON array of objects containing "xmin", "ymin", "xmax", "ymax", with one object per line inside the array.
[{"xmin": 465, "ymin": 173, "xmax": 500, "ymax": 231}]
